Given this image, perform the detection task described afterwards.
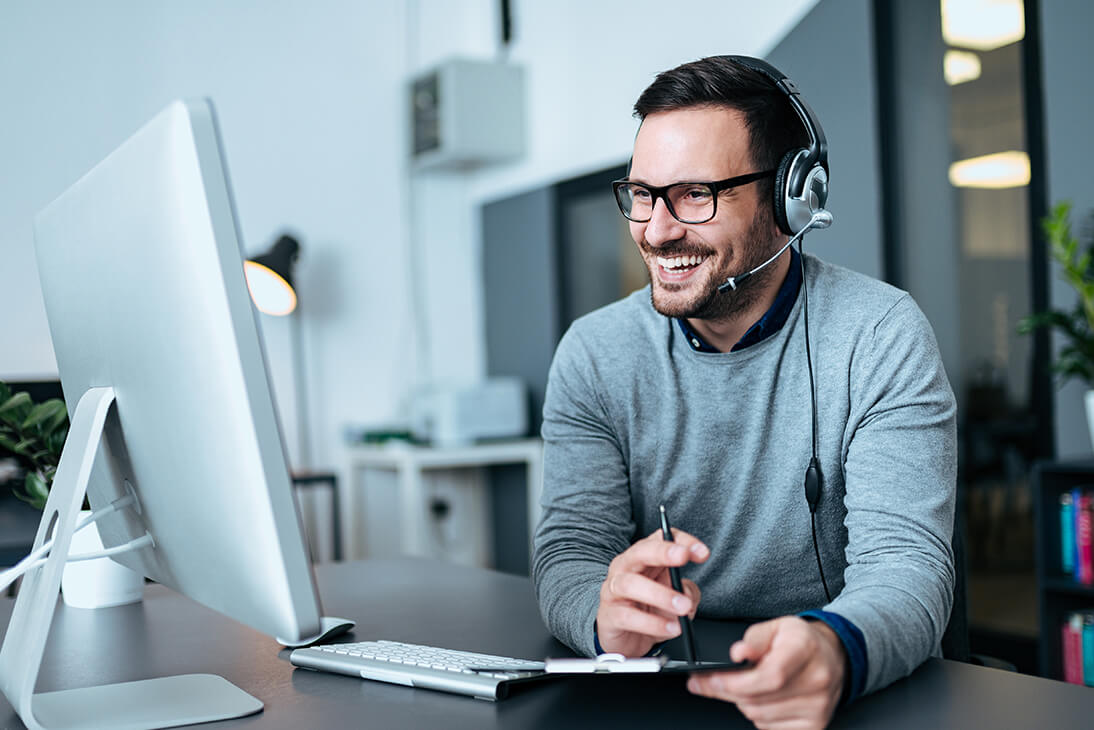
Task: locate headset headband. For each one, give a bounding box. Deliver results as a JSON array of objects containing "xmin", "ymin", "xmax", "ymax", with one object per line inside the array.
[{"xmin": 723, "ymin": 55, "xmax": 828, "ymax": 199}]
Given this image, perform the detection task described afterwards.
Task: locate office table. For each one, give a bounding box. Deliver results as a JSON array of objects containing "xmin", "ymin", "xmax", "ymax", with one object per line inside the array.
[
  {"xmin": 341, "ymin": 439, "xmax": 543, "ymax": 560},
  {"xmin": 2, "ymin": 558, "xmax": 1093, "ymax": 729}
]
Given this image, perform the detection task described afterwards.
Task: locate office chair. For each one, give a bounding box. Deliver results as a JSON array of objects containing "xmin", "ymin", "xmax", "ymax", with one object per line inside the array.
[
  {"xmin": 942, "ymin": 499, "xmax": 1016, "ymax": 671},
  {"xmin": 941, "ymin": 506, "xmax": 971, "ymax": 662}
]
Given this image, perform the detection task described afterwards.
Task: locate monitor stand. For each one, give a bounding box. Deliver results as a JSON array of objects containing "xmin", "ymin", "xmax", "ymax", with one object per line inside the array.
[{"xmin": 0, "ymin": 387, "xmax": 263, "ymax": 730}]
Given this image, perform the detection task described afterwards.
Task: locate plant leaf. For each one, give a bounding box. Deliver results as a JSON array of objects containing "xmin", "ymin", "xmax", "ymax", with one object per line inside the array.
[
  {"xmin": 12, "ymin": 491, "xmax": 39, "ymax": 508},
  {"xmin": 1018, "ymin": 309, "xmax": 1079, "ymax": 336},
  {"xmin": 19, "ymin": 471, "xmax": 50, "ymax": 511},
  {"xmin": 26, "ymin": 470, "xmax": 49, "ymax": 498},
  {"xmin": 1023, "ymin": 201, "xmax": 1094, "ymax": 388},
  {"xmin": 45, "ymin": 429, "xmax": 66, "ymax": 457},
  {"xmin": 43, "ymin": 405, "xmax": 69, "ymax": 434},
  {"xmin": 0, "ymin": 391, "xmax": 31, "ymax": 417},
  {"xmin": 23, "ymin": 400, "xmax": 67, "ymax": 430},
  {"xmin": 13, "ymin": 492, "xmax": 48, "ymax": 511}
]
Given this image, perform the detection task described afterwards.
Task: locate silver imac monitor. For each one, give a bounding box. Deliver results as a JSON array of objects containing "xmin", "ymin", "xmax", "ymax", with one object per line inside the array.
[{"xmin": 0, "ymin": 100, "xmax": 326, "ymax": 729}]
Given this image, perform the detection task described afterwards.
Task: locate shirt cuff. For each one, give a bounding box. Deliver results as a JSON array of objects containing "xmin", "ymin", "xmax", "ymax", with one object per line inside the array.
[
  {"xmin": 593, "ymin": 622, "xmax": 605, "ymax": 655},
  {"xmin": 799, "ymin": 609, "xmax": 867, "ymax": 705}
]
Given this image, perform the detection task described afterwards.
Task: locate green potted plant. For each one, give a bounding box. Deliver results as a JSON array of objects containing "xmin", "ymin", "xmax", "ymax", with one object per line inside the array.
[
  {"xmin": 1018, "ymin": 201, "xmax": 1094, "ymax": 447},
  {"xmin": 0, "ymin": 381, "xmax": 69, "ymax": 510},
  {"xmin": 0, "ymin": 380, "xmax": 142, "ymax": 606}
]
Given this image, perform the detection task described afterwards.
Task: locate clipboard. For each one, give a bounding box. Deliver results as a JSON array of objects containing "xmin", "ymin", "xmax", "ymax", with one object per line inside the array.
[
  {"xmin": 470, "ymin": 653, "xmax": 750, "ymax": 675},
  {"xmin": 545, "ymin": 653, "xmax": 750, "ymax": 674}
]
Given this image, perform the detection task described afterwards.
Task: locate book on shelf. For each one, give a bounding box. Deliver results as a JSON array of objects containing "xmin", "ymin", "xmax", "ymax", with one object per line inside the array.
[
  {"xmin": 1063, "ymin": 613, "xmax": 1084, "ymax": 685},
  {"xmin": 1061, "ymin": 492, "xmax": 1075, "ymax": 575},
  {"xmin": 1061, "ymin": 610, "xmax": 1094, "ymax": 686},
  {"xmin": 1085, "ymin": 614, "xmax": 1094, "ymax": 687},
  {"xmin": 1059, "ymin": 486, "xmax": 1094, "ymax": 586},
  {"xmin": 1079, "ymin": 493, "xmax": 1093, "ymax": 586}
]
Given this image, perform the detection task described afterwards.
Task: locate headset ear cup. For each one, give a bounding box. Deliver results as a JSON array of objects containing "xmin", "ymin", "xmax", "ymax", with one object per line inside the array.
[{"xmin": 773, "ymin": 149, "xmax": 799, "ymax": 236}]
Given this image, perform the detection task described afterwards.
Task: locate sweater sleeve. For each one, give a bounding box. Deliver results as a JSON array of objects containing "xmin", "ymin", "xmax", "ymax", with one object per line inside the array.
[
  {"xmin": 531, "ymin": 326, "xmax": 635, "ymax": 657},
  {"xmin": 827, "ymin": 294, "xmax": 957, "ymax": 695}
]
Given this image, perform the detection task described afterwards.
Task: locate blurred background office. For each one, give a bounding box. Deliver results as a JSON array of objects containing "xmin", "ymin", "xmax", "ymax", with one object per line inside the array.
[{"xmin": 2, "ymin": 0, "xmax": 1093, "ymax": 679}]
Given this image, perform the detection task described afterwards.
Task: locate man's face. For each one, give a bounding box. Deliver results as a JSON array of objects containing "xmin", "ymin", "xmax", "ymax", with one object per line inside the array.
[{"xmin": 627, "ymin": 106, "xmax": 782, "ymax": 321}]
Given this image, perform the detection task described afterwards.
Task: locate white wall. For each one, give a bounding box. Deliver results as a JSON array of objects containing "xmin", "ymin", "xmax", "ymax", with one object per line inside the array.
[
  {"xmin": 1, "ymin": 0, "xmax": 820, "ymax": 471},
  {"xmin": 470, "ymin": 0, "xmax": 818, "ymax": 201},
  {"xmin": 0, "ymin": 0, "xmax": 410, "ymax": 470}
]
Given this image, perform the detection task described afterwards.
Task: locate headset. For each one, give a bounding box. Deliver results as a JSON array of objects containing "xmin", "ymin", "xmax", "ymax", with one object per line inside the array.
[
  {"xmin": 725, "ymin": 55, "xmax": 829, "ymax": 236},
  {"xmin": 724, "ymin": 56, "xmax": 834, "ymax": 602},
  {"xmin": 627, "ymin": 55, "xmax": 829, "ymax": 234}
]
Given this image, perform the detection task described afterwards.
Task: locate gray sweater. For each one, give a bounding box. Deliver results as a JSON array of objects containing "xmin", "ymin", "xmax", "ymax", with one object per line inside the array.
[{"xmin": 532, "ymin": 253, "xmax": 956, "ymax": 696}]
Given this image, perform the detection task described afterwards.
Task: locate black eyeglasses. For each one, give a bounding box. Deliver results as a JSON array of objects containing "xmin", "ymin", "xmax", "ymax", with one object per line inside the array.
[{"xmin": 611, "ymin": 169, "xmax": 775, "ymax": 224}]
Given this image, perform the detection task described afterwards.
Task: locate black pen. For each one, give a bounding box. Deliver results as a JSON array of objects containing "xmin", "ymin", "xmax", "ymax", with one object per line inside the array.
[{"xmin": 659, "ymin": 504, "xmax": 697, "ymax": 664}]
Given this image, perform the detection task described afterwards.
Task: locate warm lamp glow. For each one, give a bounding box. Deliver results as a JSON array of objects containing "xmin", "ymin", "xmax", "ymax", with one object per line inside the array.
[
  {"xmin": 948, "ymin": 150, "xmax": 1030, "ymax": 189},
  {"xmin": 944, "ymin": 49, "xmax": 982, "ymax": 85},
  {"xmin": 244, "ymin": 260, "xmax": 297, "ymax": 316},
  {"xmin": 941, "ymin": 0, "xmax": 1025, "ymax": 51}
]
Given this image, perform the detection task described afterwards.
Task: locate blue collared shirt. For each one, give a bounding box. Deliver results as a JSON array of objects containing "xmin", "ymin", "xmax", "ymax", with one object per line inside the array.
[{"xmin": 676, "ymin": 246, "xmax": 803, "ymax": 352}]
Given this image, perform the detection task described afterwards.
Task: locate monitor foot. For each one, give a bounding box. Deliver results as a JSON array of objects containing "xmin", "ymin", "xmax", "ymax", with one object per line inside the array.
[
  {"xmin": 31, "ymin": 674, "xmax": 262, "ymax": 730},
  {"xmin": 276, "ymin": 615, "xmax": 356, "ymax": 648}
]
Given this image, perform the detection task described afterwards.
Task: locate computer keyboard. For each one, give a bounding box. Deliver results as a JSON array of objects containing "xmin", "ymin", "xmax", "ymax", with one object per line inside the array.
[{"xmin": 289, "ymin": 639, "xmax": 547, "ymax": 700}]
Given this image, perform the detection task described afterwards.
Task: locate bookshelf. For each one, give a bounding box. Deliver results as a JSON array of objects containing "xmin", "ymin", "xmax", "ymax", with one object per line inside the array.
[{"xmin": 1033, "ymin": 460, "xmax": 1094, "ymax": 679}]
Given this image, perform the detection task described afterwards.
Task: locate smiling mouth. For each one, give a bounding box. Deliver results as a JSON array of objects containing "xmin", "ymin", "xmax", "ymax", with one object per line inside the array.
[{"xmin": 655, "ymin": 254, "xmax": 708, "ymax": 276}]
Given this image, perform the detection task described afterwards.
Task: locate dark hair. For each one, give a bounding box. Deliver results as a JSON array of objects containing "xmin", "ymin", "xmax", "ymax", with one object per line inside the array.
[{"xmin": 633, "ymin": 56, "xmax": 807, "ymax": 213}]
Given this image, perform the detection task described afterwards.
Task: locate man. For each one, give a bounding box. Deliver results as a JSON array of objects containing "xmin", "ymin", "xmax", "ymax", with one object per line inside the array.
[{"xmin": 532, "ymin": 55, "xmax": 956, "ymax": 729}]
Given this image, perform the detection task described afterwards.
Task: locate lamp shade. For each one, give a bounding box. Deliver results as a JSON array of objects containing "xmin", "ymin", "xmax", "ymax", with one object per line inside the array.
[{"xmin": 245, "ymin": 235, "xmax": 300, "ymax": 316}]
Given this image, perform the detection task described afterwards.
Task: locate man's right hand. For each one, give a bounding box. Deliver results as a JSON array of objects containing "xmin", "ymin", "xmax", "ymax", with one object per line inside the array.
[{"xmin": 595, "ymin": 528, "xmax": 709, "ymax": 657}]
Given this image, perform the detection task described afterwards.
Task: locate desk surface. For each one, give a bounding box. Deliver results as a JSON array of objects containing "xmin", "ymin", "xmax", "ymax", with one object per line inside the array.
[
  {"xmin": 2, "ymin": 558, "xmax": 1093, "ymax": 729},
  {"xmin": 343, "ymin": 438, "xmax": 543, "ymax": 468}
]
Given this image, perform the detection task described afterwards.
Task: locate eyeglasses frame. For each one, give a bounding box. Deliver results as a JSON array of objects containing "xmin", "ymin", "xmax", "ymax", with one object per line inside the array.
[{"xmin": 611, "ymin": 169, "xmax": 776, "ymax": 224}]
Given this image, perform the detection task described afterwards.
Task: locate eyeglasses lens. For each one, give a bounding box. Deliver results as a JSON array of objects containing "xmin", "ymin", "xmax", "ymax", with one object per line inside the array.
[{"xmin": 615, "ymin": 183, "xmax": 715, "ymax": 224}]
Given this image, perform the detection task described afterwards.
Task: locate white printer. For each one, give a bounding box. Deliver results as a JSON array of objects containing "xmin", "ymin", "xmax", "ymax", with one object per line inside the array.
[{"xmin": 408, "ymin": 377, "xmax": 528, "ymax": 447}]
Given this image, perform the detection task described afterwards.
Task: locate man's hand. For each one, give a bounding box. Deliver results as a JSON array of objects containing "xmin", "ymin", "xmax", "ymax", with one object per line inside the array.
[
  {"xmin": 595, "ymin": 528, "xmax": 709, "ymax": 657},
  {"xmin": 687, "ymin": 616, "xmax": 846, "ymax": 730}
]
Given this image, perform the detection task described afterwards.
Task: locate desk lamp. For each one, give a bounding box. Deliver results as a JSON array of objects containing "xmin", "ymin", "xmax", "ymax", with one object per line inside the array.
[
  {"xmin": 245, "ymin": 234, "xmax": 299, "ymax": 316},
  {"xmin": 244, "ymin": 235, "xmax": 312, "ymax": 468}
]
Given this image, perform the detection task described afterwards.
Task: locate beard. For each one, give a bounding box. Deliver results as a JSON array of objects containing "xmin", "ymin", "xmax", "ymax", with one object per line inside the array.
[{"xmin": 641, "ymin": 206, "xmax": 782, "ymax": 322}]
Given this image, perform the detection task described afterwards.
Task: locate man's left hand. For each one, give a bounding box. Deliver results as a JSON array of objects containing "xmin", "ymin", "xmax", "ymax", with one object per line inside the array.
[{"xmin": 686, "ymin": 616, "xmax": 846, "ymax": 730}]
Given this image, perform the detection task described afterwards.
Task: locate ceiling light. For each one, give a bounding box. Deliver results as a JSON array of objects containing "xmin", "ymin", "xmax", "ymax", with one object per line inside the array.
[
  {"xmin": 944, "ymin": 49, "xmax": 982, "ymax": 85},
  {"xmin": 941, "ymin": 0, "xmax": 1025, "ymax": 51},
  {"xmin": 948, "ymin": 150, "xmax": 1030, "ymax": 188}
]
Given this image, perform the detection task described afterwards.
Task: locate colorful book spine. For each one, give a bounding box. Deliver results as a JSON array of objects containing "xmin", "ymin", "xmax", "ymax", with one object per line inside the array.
[
  {"xmin": 1079, "ymin": 494, "xmax": 1094, "ymax": 586},
  {"xmin": 1085, "ymin": 613, "xmax": 1094, "ymax": 687},
  {"xmin": 1062, "ymin": 492, "xmax": 1076, "ymax": 575},
  {"xmin": 1073, "ymin": 487, "xmax": 1084, "ymax": 580},
  {"xmin": 1058, "ymin": 494, "xmax": 1076, "ymax": 577},
  {"xmin": 1063, "ymin": 613, "xmax": 1084, "ymax": 685}
]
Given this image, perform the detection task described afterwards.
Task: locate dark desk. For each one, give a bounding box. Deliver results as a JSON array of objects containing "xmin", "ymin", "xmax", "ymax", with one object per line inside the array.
[{"xmin": 2, "ymin": 558, "xmax": 1093, "ymax": 729}]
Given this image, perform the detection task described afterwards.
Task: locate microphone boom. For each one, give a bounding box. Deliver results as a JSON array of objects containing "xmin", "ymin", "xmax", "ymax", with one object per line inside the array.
[{"xmin": 718, "ymin": 209, "xmax": 832, "ymax": 293}]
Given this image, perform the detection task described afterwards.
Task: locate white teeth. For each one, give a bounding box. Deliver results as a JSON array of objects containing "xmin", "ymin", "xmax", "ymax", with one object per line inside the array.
[{"xmin": 656, "ymin": 255, "xmax": 706, "ymax": 270}]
